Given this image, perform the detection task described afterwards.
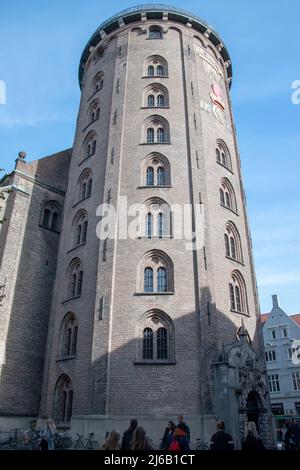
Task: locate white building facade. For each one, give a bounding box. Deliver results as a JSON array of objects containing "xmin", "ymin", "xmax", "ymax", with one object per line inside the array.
[{"xmin": 262, "ymin": 295, "xmax": 300, "ymax": 420}]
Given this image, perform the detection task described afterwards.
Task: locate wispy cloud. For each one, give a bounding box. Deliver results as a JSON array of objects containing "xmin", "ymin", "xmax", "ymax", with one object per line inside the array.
[
  {"xmin": 0, "ymin": 110, "xmax": 72, "ymax": 129},
  {"xmin": 258, "ymin": 271, "xmax": 300, "ymax": 287}
]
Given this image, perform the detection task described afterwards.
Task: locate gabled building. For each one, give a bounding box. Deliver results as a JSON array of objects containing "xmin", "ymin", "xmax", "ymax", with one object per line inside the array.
[{"xmin": 262, "ymin": 295, "xmax": 300, "ymax": 420}]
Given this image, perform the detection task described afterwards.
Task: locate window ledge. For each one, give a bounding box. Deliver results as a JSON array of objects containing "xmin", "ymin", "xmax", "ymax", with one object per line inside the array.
[
  {"xmin": 78, "ymin": 153, "xmax": 95, "ymax": 167},
  {"xmin": 137, "ymin": 236, "xmax": 173, "ymax": 240},
  {"xmin": 220, "ymin": 203, "xmax": 239, "ymax": 216},
  {"xmin": 62, "ymin": 295, "xmax": 81, "ymax": 305},
  {"xmin": 217, "ymin": 161, "xmax": 234, "ymax": 174},
  {"xmin": 72, "ymin": 195, "xmax": 91, "ymax": 208},
  {"xmin": 134, "ymin": 361, "xmax": 176, "ymax": 365},
  {"xmin": 56, "ymin": 355, "xmax": 77, "ymax": 362},
  {"xmin": 140, "ymin": 142, "xmax": 171, "ymax": 146},
  {"xmin": 135, "ymin": 292, "xmax": 174, "ymax": 296},
  {"xmin": 67, "ymin": 243, "xmax": 86, "ymax": 254},
  {"xmin": 137, "ymin": 185, "xmax": 172, "ymax": 189},
  {"xmin": 87, "ymin": 89, "xmax": 100, "ymax": 102},
  {"xmin": 141, "ymin": 106, "xmax": 170, "ymax": 110},
  {"xmin": 230, "ymin": 309, "xmax": 250, "ymax": 317},
  {"xmin": 142, "ymin": 75, "xmax": 169, "ymax": 79},
  {"xmin": 39, "ymin": 224, "xmax": 60, "ymax": 234},
  {"xmin": 225, "ymin": 255, "xmax": 244, "ymax": 266}
]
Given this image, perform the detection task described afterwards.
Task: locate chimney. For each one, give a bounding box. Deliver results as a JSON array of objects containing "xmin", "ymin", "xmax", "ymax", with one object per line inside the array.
[{"xmin": 272, "ymin": 294, "xmax": 279, "ymax": 308}]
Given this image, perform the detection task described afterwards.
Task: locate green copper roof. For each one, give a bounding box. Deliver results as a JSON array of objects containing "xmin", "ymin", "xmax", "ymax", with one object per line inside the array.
[{"xmin": 79, "ymin": 4, "xmax": 232, "ymax": 88}]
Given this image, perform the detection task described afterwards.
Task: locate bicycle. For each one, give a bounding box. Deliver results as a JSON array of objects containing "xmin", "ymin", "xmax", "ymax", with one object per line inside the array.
[
  {"xmin": 195, "ymin": 438, "xmax": 209, "ymax": 450},
  {"xmin": 73, "ymin": 432, "xmax": 99, "ymax": 450},
  {"xmin": 54, "ymin": 432, "xmax": 73, "ymax": 450}
]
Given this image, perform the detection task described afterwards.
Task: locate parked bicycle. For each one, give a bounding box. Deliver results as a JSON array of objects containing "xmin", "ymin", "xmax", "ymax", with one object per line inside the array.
[
  {"xmin": 73, "ymin": 432, "xmax": 99, "ymax": 450},
  {"xmin": 54, "ymin": 432, "xmax": 73, "ymax": 450},
  {"xmin": 195, "ymin": 437, "xmax": 209, "ymax": 450}
]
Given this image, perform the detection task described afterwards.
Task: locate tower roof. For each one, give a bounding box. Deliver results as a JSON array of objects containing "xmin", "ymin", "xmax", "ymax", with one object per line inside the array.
[{"xmin": 78, "ymin": 4, "xmax": 232, "ymax": 88}]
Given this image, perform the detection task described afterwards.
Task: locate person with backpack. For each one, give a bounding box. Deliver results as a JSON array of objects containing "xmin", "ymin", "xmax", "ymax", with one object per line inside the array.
[
  {"xmin": 169, "ymin": 423, "xmax": 190, "ymax": 451},
  {"xmin": 131, "ymin": 426, "xmax": 153, "ymax": 450},
  {"xmin": 176, "ymin": 415, "xmax": 190, "ymax": 443},
  {"xmin": 210, "ymin": 420, "xmax": 234, "ymax": 451}
]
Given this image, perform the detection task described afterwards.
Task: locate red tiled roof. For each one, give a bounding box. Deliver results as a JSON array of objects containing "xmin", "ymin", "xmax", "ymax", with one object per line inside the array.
[{"xmin": 261, "ymin": 313, "xmax": 300, "ymax": 327}]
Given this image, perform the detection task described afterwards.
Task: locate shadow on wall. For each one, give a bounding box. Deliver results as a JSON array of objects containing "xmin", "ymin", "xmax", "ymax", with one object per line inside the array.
[{"xmin": 48, "ymin": 285, "xmax": 271, "ymax": 449}]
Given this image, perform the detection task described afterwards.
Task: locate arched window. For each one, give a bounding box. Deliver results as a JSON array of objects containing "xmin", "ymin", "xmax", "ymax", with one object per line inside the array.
[
  {"xmin": 92, "ymin": 72, "xmax": 104, "ymax": 93},
  {"xmin": 146, "ymin": 213, "xmax": 153, "ymax": 238},
  {"xmin": 143, "ymin": 328, "xmax": 153, "ymax": 359},
  {"xmin": 157, "ymin": 94, "xmax": 164, "ymax": 106},
  {"xmin": 83, "ymin": 131, "xmax": 97, "ymax": 159},
  {"xmin": 157, "ymin": 65, "xmax": 164, "ymax": 76},
  {"xmin": 157, "ymin": 327, "xmax": 168, "ymax": 359},
  {"xmin": 67, "ymin": 258, "xmax": 83, "ymax": 299},
  {"xmin": 143, "ymin": 198, "xmax": 171, "ymax": 239},
  {"xmin": 148, "ymin": 26, "xmax": 162, "ymax": 39},
  {"xmin": 157, "ymin": 127, "xmax": 165, "ymax": 143},
  {"xmin": 147, "ymin": 95, "xmax": 155, "ymax": 107},
  {"xmin": 220, "ymin": 178, "xmax": 237, "ymax": 213},
  {"xmin": 142, "ymin": 153, "xmax": 171, "ymax": 186},
  {"xmin": 157, "ymin": 166, "xmax": 165, "ymax": 186},
  {"xmin": 229, "ymin": 270, "xmax": 248, "ymax": 314},
  {"xmin": 144, "ymin": 115, "xmax": 170, "ymax": 144},
  {"xmin": 224, "ymin": 221, "xmax": 243, "ymax": 262},
  {"xmin": 40, "ymin": 201, "xmax": 61, "ymax": 232},
  {"xmin": 144, "ymin": 267, "xmax": 153, "ymax": 292},
  {"xmin": 216, "ymin": 140, "xmax": 232, "ymax": 170},
  {"xmin": 137, "ymin": 310, "xmax": 175, "ymax": 363},
  {"xmin": 146, "ymin": 167, "xmax": 154, "ymax": 186},
  {"xmin": 88, "ymin": 100, "xmax": 100, "ymax": 124},
  {"xmin": 78, "ymin": 168, "xmax": 92, "ymax": 202},
  {"xmin": 147, "ymin": 128, "xmax": 154, "ymax": 143},
  {"xmin": 73, "ymin": 210, "xmax": 88, "ymax": 246},
  {"xmin": 144, "ymin": 84, "xmax": 169, "ymax": 108},
  {"xmin": 53, "ymin": 375, "xmax": 73, "ymax": 423},
  {"xmin": 148, "ymin": 65, "xmax": 155, "ymax": 76},
  {"xmin": 157, "ymin": 267, "xmax": 167, "ymax": 292},
  {"xmin": 144, "ymin": 55, "xmax": 168, "ymax": 77},
  {"xmin": 60, "ymin": 313, "xmax": 78, "ymax": 358},
  {"xmin": 139, "ymin": 250, "xmax": 174, "ymax": 293}
]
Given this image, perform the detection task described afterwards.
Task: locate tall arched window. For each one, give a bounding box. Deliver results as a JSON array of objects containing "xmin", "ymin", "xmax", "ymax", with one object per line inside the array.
[
  {"xmin": 229, "ymin": 270, "xmax": 248, "ymax": 315},
  {"xmin": 92, "ymin": 72, "xmax": 104, "ymax": 93},
  {"xmin": 216, "ymin": 140, "xmax": 232, "ymax": 171},
  {"xmin": 145, "ymin": 55, "xmax": 168, "ymax": 77},
  {"xmin": 143, "ymin": 328, "xmax": 153, "ymax": 359},
  {"xmin": 142, "ymin": 153, "xmax": 171, "ymax": 187},
  {"xmin": 137, "ymin": 310, "xmax": 175, "ymax": 363},
  {"xmin": 148, "ymin": 65, "xmax": 155, "ymax": 76},
  {"xmin": 147, "ymin": 95, "xmax": 155, "ymax": 107},
  {"xmin": 144, "ymin": 116, "xmax": 170, "ymax": 144},
  {"xmin": 146, "ymin": 213, "xmax": 153, "ymax": 238},
  {"xmin": 143, "ymin": 198, "xmax": 171, "ymax": 239},
  {"xmin": 83, "ymin": 131, "xmax": 97, "ymax": 159},
  {"xmin": 67, "ymin": 258, "xmax": 83, "ymax": 299},
  {"xmin": 78, "ymin": 168, "xmax": 92, "ymax": 202},
  {"xmin": 144, "ymin": 267, "xmax": 154, "ymax": 292},
  {"xmin": 220, "ymin": 178, "xmax": 237, "ymax": 213},
  {"xmin": 157, "ymin": 127, "xmax": 165, "ymax": 143},
  {"xmin": 144, "ymin": 84, "xmax": 169, "ymax": 108},
  {"xmin": 73, "ymin": 210, "xmax": 88, "ymax": 247},
  {"xmin": 157, "ymin": 327, "xmax": 168, "ymax": 359},
  {"xmin": 40, "ymin": 201, "xmax": 61, "ymax": 233},
  {"xmin": 88, "ymin": 100, "xmax": 100, "ymax": 124},
  {"xmin": 224, "ymin": 221, "xmax": 243, "ymax": 262},
  {"xmin": 147, "ymin": 128, "xmax": 154, "ymax": 143},
  {"xmin": 157, "ymin": 267, "xmax": 167, "ymax": 292},
  {"xmin": 146, "ymin": 167, "xmax": 154, "ymax": 186},
  {"xmin": 53, "ymin": 375, "xmax": 73, "ymax": 423},
  {"xmin": 60, "ymin": 313, "xmax": 78, "ymax": 358},
  {"xmin": 139, "ymin": 250, "xmax": 174, "ymax": 293}
]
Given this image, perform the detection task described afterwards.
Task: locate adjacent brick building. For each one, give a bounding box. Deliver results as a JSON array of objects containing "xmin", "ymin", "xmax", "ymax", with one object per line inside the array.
[{"xmin": 0, "ymin": 5, "xmax": 275, "ymax": 448}]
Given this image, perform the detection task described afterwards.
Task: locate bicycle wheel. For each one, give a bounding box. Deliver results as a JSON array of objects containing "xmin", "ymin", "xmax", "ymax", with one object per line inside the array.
[
  {"xmin": 61, "ymin": 437, "xmax": 73, "ymax": 450},
  {"xmin": 89, "ymin": 440, "xmax": 99, "ymax": 450},
  {"xmin": 73, "ymin": 439, "xmax": 85, "ymax": 450}
]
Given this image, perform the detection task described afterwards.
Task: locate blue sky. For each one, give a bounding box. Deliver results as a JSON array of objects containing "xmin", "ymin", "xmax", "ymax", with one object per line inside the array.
[{"xmin": 0, "ymin": 0, "xmax": 299, "ymax": 314}]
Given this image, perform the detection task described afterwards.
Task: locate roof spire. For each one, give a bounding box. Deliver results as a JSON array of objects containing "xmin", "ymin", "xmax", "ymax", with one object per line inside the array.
[{"xmin": 272, "ymin": 294, "xmax": 279, "ymax": 308}]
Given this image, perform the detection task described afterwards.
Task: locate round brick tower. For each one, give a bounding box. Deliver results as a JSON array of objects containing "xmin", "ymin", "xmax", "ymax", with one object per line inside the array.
[{"xmin": 40, "ymin": 5, "xmax": 275, "ymax": 448}]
